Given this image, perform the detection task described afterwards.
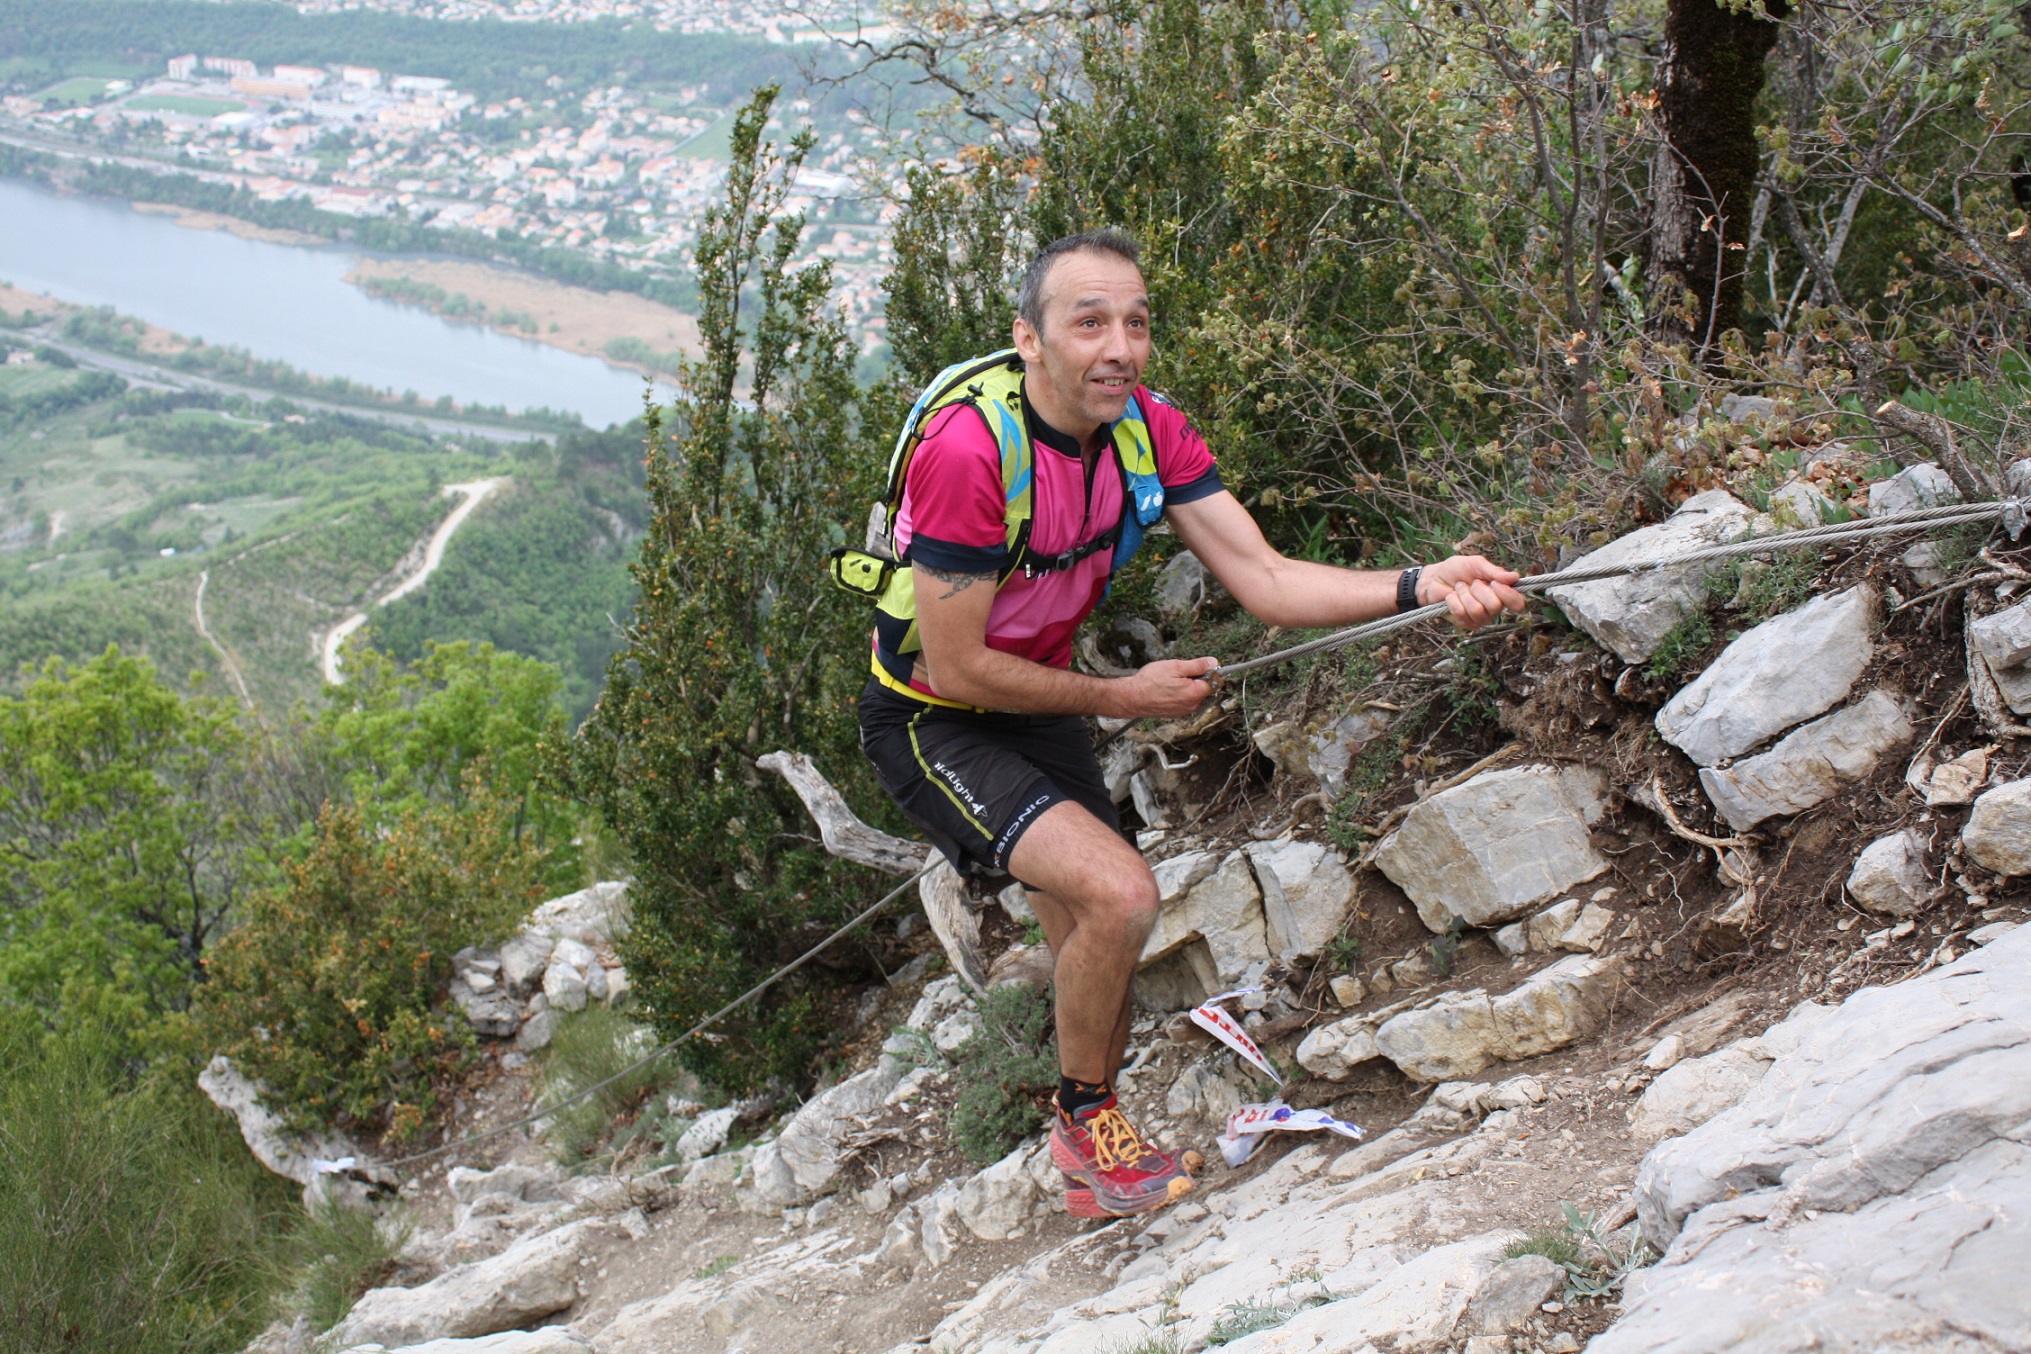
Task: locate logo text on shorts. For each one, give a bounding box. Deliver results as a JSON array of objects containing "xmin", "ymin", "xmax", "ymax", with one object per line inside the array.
[{"xmin": 932, "ymin": 759, "xmax": 991, "ymax": 819}]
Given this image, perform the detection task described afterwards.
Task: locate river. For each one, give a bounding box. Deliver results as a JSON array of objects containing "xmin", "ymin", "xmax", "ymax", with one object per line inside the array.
[{"xmin": 0, "ymin": 176, "xmax": 657, "ymax": 428}]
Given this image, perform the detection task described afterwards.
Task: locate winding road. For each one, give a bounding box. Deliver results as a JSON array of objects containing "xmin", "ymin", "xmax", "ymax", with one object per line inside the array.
[
  {"xmin": 320, "ymin": 477, "xmax": 507, "ymax": 683},
  {"xmin": 192, "ymin": 568, "xmax": 254, "ymax": 707}
]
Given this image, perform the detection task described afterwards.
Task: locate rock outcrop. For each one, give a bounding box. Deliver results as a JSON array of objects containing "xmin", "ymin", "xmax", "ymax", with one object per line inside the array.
[
  {"xmin": 1544, "ymin": 489, "xmax": 1754, "ymax": 663},
  {"xmin": 1600, "ymin": 923, "xmax": 2030, "ymax": 1353},
  {"xmin": 1372, "ymin": 763, "xmax": 1609, "ymax": 933}
]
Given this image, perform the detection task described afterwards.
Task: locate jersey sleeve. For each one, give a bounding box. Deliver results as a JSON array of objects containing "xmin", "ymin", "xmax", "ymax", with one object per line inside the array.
[
  {"xmin": 1140, "ymin": 388, "xmax": 1225, "ymax": 505},
  {"xmin": 900, "ymin": 403, "xmax": 1011, "ymax": 574}
]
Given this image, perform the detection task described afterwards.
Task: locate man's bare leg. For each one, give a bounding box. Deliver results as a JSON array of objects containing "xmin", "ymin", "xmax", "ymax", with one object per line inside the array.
[
  {"xmin": 1004, "ymin": 801, "xmax": 1158, "ymax": 1087},
  {"xmin": 1025, "ymin": 888, "xmax": 1134, "ymax": 1083}
]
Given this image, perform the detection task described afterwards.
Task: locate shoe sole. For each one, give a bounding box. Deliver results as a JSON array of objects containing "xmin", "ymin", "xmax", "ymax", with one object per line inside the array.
[{"xmin": 1059, "ymin": 1150, "xmax": 1204, "ymax": 1219}]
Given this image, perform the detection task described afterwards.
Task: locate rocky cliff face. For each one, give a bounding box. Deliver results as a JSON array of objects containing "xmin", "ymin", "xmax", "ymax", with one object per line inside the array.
[{"xmin": 227, "ymin": 460, "xmax": 2031, "ymax": 1354}]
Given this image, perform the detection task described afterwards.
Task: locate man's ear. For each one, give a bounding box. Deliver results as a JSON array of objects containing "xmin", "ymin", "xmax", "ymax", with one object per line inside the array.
[{"xmin": 1012, "ymin": 315, "xmax": 1041, "ymax": 362}]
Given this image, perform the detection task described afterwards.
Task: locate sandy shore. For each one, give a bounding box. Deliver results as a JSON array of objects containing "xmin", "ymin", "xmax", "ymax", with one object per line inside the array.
[
  {"xmin": 343, "ymin": 256, "xmax": 701, "ymax": 377},
  {"xmin": 130, "ymin": 201, "xmax": 326, "ymax": 247}
]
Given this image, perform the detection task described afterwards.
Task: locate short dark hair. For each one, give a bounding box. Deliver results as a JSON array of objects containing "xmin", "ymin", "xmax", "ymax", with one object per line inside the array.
[{"xmin": 1016, "ymin": 228, "xmax": 1142, "ymax": 332}]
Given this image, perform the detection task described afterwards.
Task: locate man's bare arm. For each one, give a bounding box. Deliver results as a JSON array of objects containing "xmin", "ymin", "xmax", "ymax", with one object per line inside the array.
[
  {"xmin": 1167, "ymin": 491, "xmax": 1525, "ymax": 630},
  {"xmin": 913, "ymin": 563, "xmax": 1215, "ymax": 717}
]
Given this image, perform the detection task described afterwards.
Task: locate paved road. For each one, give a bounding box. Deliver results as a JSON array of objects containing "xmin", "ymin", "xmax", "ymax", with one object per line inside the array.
[{"xmin": 26, "ymin": 329, "xmax": 556, "ymax": 444}]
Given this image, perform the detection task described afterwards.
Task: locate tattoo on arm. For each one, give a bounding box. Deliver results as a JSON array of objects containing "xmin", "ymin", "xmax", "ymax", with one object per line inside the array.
[{"xmin": 919, "ymin": 564, "xmax": 996, "ymax": 600}]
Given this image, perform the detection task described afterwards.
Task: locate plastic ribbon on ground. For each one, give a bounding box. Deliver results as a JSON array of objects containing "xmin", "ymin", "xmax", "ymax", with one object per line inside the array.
[
  {"xmin": 1217, "ymin": 1101, "xmax": 1365, "ymax": 1168},
  {"xmin": 311, "ymin": 1156, "xmax": 356, "ymax": 1174},
  {"xmin": 1189, "ymin": 988, "xmax": 1284, "ymax": 1086}
]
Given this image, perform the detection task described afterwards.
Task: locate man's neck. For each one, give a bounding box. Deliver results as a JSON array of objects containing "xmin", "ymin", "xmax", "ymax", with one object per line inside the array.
[{"xmin": 1022, "ymin": 381, "xmax": 1111, "ymax": 460}]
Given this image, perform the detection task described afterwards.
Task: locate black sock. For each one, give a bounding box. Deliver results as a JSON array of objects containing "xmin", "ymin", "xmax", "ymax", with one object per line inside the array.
[{"xmin": 1057, "ymin": 1077, "xmax": 1111, "ymax": 1118}]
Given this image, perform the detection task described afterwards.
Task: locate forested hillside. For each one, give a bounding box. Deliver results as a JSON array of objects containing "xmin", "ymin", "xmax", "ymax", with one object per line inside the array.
[{"xmin": 1, "ymin": 0, "xmax": 2027, "ymax": 1348}]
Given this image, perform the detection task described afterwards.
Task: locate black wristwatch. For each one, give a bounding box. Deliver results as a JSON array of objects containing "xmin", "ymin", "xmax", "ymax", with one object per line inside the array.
[{"xmin": 1396, "ymin": 566, "xmax": 1424, "ymax": 613}]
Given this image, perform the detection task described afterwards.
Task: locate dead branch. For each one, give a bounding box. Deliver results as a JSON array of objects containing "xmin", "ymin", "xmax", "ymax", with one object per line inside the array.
[
  {"xmin": 758, "ymin": 751, "xmax": 929, "ymax": 877},
  {"xmin": 1873, "ymin": 399, "xmax": 2001, "ymax": 501},
  {"xmin": 919, "ymin": 858, "xmax": 987, "ymax": 994}
]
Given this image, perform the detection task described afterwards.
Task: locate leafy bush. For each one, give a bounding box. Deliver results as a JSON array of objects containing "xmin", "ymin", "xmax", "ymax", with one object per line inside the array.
[
  {"xmin": 194, "ymin": 790, "xmax": 545, "ymax": 1136},
  {"xmin": 1505, "ymin": 1203, "xmax": 1657, "ymax": 1300},
  {"xmin": 0, "ymin": 1025, "xmax": 284, "ymax": 1354},
  {"xmin": 0, "ymin": 647, "xmax": 283, "ymax": 1055},
  {"xmin": 949, "ymin": 983, "xmax": 1059, "ymax": 1165}
]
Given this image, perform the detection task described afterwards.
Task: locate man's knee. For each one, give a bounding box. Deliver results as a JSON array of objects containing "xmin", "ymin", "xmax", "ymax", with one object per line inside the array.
[{"xmin": 1095, "ymin": 869, "xmax": 1161, "ymax": 948}]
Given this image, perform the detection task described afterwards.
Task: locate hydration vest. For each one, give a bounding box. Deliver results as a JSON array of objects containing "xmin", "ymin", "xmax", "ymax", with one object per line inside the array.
[{"xmin": 827, "ymin": 349, "xmax": 1167, "ymax": 702}]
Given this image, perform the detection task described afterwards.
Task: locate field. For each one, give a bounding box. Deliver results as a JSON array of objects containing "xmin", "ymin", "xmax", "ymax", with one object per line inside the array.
[
  {"xmin": 672, "ymin": 113, "xmax": 736, "ymax": 161},
  {"xmin": 343, "ymin": 256, "xmax": 700, "ymax": 378},
  {"xmin": 126, "ymin": 94, "xmax": 244, "ymax": 117},
  {"xmin": 34, "ymin": 77, "xmax": 113, "ymax": 106}
]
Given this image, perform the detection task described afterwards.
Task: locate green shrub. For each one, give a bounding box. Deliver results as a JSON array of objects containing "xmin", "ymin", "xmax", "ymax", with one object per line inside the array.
[
  {"xmin": 194, "ymin": 789, "xmax": 545, "ymax": 1137},
  {"xmin": 536, "ymin": 1004, "xmax": 678, "ymax": 1166},
  {"xmin": 0, "ymin": 1025, "xmax": 284, "ymax": 1354},
  {"xmin": 289, "ymin": 1199, "xmax": 409, "ymax": 1335},
  {"xmin": 949, "ymin": 983, "xmax": 1059, "ymax": 1165}
]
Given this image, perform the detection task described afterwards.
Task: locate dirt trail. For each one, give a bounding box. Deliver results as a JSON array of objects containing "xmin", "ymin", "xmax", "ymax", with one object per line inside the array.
[
  {"xmin": 192, "ymin": 568, "xmax": 254, "ymax": 707},
  {"xmin": 321, "ymin": 477, "xmax": 506, "ymax": 683}
]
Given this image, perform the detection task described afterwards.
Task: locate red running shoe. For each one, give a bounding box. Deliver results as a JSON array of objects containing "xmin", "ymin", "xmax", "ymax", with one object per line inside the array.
[{"xmin": 1050, "ymin": 1095, "xmax": 1197, "ymax": 1217}]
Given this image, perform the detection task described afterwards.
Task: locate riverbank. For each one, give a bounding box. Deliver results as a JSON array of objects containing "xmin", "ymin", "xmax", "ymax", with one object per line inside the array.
[
  {"xmin": 343, "ymin": 256, "xmax": 700, "ymax": 379},
  {"xmin": 130, "ymin": 201, "xmax": 325, "ymax": 247}
]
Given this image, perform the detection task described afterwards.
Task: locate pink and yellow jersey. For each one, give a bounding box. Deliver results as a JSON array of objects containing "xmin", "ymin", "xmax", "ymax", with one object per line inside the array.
[{"xmin": 878, "ymin": 384, "xmax": 1222, "ymax": 705}]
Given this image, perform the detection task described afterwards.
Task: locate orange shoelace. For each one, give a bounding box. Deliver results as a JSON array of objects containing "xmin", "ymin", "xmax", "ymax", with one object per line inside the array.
[{"xmin": 1084, "ymin": 1107, "xmax": 1151, "ymax": 1172}]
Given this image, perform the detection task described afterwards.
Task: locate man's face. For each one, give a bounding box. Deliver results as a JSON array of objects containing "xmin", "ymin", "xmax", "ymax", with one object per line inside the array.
[{"xmin": 1012, "ymin": 249, "xmax": 1152, "ymax": 439}]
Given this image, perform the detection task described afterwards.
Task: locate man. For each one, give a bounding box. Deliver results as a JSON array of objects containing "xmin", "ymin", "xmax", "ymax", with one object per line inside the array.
[{"xmin": 858, "ymin": 228, "xmax": 1525, "ymax": 1218}]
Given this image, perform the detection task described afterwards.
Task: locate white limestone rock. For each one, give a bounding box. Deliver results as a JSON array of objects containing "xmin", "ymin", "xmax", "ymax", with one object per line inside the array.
[
  {"xmin": 1845, "ymin": 829, "xmax": 1933, "ymax": 916},
  {"xmin": 448, "ymin": 975, "xmax": 522, "ymax": 1039},
  {"xmin": 748, "ymin": 1060, "xmax": 907, "ymax": 1207},
  {"xmin": 540, "ymin": 959, "xmax": 588, "ymax": 1014},
  {"xmin": 1373, "ymin": 954, "xmax": 1624, "ymax": 1082},
  {"xmin": 1699, "ymin": 689, "xmax": 1913, "ymax": 831},
  {"xmin": 343, "ymin": 1333, "xmax": 593, "ymax": 1354},
  {"xmin": 931, "ymin": 1008, "xmax": 979, "ymax": 1056},
  {"xmin": 1962, "ymin": 777, "xmax": 2031, "ymax": 877},
  {"xmin": 1970, "ymin": 600, "xmax": 2031, "ymax": 715},
  {"xmin": 1166, "ymin": 1062, "xmax": 1244, "ymax": 1125},
  {"xmin": 1465, "ymin": 1254, "xmax": 1566, "ymax": 1334},
  {"xmin": 1656, "ymin": 584, "xmax": 1879, "ymax": 766},
  {"xmin": 1156, "ymin": 549, "xmax": 1223, "ymax": 615},
  {"xmin": 1373, "ymin": 764, "xmax": 1609, "ymax": 933},
  {"xmin": 197, "ymin": 1056, "xmax": 379, "ymax": 1203},
  {"xmin": 330, "ymin": 1221, "xmax": 587, "ymax": 1349},
  {"xmin": 1245, "ymin": 835, "xmax": 1357, "ymax": 959},
  {"xmin": 1544, "ymin": 489, "xmax": 1754, "ymax": 664},
  {"xmin": 1139, "ymin": 850, "xmax": 1271, "ymax": 986},
  {"xmin": 918, "ymin": 1182, "xmax": 963, "ymax": 1270},
  {"xmin": 497, "ymin": 934, "xmax": 554, "ymax": 998},
  {"xmin": 1295, "ymin": 1013, "xmax": 1383, "ymax": 1081},
  {"xmin": 514, "ymin": 1007, "xmax": 554, "ymax": 1053},
  {"xmin": 1304, "ymin": 707, "xmax": 1394, "ymax": 797},
  {"xmin": 1242, "ymin": 720, "xmax": 1303, "ymax": 782},
  {"xmin": 1628, "ymin": 1038, "xmax": 1777, "ymax": 1145},
  {"xmin": 954, "ymin": 1142, "xmax": 1044, "ymax": 1241},
  {"xmin": 1867, "ymin": 461, "xmax": 1959, "ymax": 515},
  {"xmin": 675, "ymin": 1106, "xmax": 737, "ymax": 1162},
  {"xmin": 1597, "ymin": 928, "xmax": 2031, "ymax": 1354},
  {"xmin": 527, "ymin": 880, "xmax": 628, "ymax": 945},
  {"xmin": 1767, "ymin": 479, "xmax": 1837, "ymax": 528},
  {"xmin": 1216, "ymin": 1233, "xmax": 1513, "ymax": 1353}
]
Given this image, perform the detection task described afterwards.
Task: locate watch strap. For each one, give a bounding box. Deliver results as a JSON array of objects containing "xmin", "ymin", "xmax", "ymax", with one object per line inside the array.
[{"xmin": 1396, "ymin": 566, "xmax": 1423, "ymax": 613}]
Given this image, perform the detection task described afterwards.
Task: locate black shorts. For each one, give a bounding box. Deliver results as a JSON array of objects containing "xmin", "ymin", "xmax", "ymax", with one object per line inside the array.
[{"xmin": 858, "ymin": 679, "xmax": 1120, "ymax": 878}]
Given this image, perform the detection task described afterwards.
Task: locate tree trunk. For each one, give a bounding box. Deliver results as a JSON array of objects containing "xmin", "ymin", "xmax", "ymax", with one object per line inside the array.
[{"xmin": 1646, "ymin": 0, "xmax": 1790, "ymax": 357}]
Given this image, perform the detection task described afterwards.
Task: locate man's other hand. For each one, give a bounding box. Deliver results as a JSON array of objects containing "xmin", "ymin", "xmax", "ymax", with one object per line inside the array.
[
  {"xmin": 1122, "ymin": 656, "xmax": 1220, "ymax": 719},
  {"xmin": 1420, "ymin": 555, "xmax": 1527, "ymax": 630}
]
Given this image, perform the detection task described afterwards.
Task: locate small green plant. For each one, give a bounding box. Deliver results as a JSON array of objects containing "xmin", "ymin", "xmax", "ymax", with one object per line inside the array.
[
  {"xmin": 1505, "ymin": 1203, "xmax": 1658, "ymax": 1300},
  {"xmin": 292, "ymin": 1199, "xmax": 411, "ymax": 1334},
  {"xmin": 1020, "ymin": 915, "xmax": 1047, "ymax": 948},
  {"xmin": 692, "ymin": 1254, "xmax": 741, "ymax": 1280},
  {"xmin": 1646, "ymin": 609, "xmax": 1714, "ymax": 684},
  {"xmin": 1206, "ymin": 1268, "xmax": 1336, "ymax": 1345},
  {"xmin": 1429, "ymin": 915, "xmax": 1469, "ymax": 977},
  {"xmin": 537, "ymin": 1004, "xmax": 677, "ymax": 1165},
  {"xmin": 949, "ymin": 983, "xmax": 1059, "ymax": 1165},
  {"xmin": 1323, "ymin": 933, "xmax": 1362, "ymax": 975}
]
